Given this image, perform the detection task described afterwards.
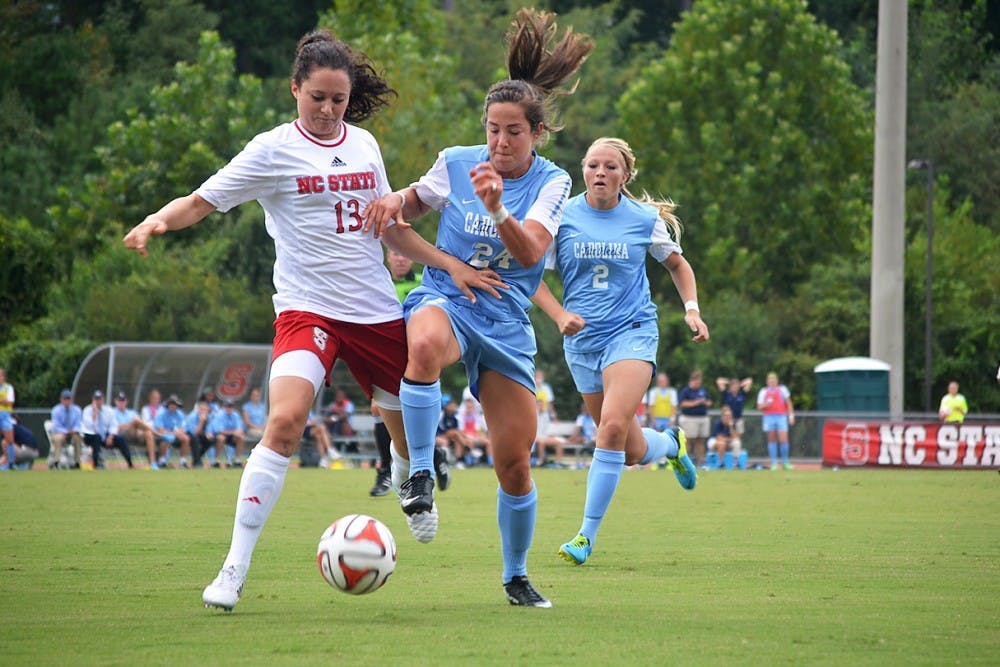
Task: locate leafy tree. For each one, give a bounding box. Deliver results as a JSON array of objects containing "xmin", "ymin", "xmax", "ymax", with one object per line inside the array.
[
  {"xmin": 49, "ymin": 31, "xmax": 280, "ymax": 276},
  {"xmin": 617, "ymin": 0, "xmax": 872, "ymax": 301},
  {"xmin": 0, "ymin": 214, "xmax": 57, "ymax": 341}
]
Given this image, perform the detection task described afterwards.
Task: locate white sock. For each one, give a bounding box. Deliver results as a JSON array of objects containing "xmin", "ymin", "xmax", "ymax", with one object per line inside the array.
[
  {"xmin": 390, "ymin": 441, "xmax": 410, "ymax": 494},
  {"xmin": 221, "ymin": 445, "xmax": 289, "ymax": 573}
]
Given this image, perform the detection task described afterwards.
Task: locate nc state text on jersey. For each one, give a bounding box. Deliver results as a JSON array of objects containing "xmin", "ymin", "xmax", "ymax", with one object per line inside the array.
[{"xmin": 296, "ymin": 171, "xmax": 377, "ymax": 194}]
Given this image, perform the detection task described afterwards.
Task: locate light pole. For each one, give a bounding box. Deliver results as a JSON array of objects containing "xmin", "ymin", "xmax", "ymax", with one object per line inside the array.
[{"xmin": 907, "ymin": 159, "xmax": 933, "ymax": 413}]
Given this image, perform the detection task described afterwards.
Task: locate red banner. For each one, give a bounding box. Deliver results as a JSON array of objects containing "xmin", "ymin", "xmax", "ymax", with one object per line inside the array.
[{"xmin": 822, "ymin": 419, "xmax": 1000, "ymax": 469}]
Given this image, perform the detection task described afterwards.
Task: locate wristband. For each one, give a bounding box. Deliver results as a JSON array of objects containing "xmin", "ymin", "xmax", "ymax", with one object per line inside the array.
[
  {"xmin": 683, "ymin": 300, "xmax": 700, "ymax": 313},
  {"xmin": 396, "ymin": 190, "xmax": 407, "ymax": 209},
  {"xmin": 490, "ymin": 205, "xmax": 509, "ymax": 227}
]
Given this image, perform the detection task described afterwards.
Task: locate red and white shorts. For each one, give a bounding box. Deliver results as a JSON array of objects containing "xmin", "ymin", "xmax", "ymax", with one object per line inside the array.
[{"xmin": 270, "ymin": 309, "xmax": 407, "ymax": 400}]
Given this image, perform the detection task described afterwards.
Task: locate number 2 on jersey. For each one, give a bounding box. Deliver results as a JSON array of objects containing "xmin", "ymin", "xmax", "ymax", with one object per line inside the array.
[{"xmin": 592, "ymin": 264, "xmax": 609, "ymax": 289}]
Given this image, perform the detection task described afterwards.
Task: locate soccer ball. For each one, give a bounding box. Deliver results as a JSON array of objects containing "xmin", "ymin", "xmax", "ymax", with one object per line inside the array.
[{"xmin": 317, "ymin": 514, "xmax": 397, "ymax": 595}]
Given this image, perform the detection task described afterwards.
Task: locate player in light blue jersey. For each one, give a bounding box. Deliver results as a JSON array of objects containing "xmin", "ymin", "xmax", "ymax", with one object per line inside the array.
[
  {"xmin": 366, "ymin": 8, "xmax": 592, "ymax": 608},
  {"xmin": 533, "ymin": 137, "xmax": 710, "ymax": 565}
]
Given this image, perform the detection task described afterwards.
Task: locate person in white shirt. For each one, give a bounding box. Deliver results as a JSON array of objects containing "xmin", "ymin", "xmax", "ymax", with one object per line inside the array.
[
  {"xmin": 81, "ymin": 390, "xmax": 133, "ymax": 469},
  {"xmin": 123, "ymin": 29, "xmax": 503, "ymax": 613}
]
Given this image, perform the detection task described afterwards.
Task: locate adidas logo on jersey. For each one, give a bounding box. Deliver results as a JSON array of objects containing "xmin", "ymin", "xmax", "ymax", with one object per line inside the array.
[{"xmin": 330, "ymin": 156, "xmax": 347, "ymax": 167}]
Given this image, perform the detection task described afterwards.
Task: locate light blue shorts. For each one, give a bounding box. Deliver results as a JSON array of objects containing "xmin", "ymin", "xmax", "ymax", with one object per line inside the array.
[
  {"xmin": 564, "ymin": 323, "xmax": 657, "ymax": 395},
  {"xmin": 405, "ymin": 287, "xmax": 536, "ymax": 399},
  {"xmin": 762, "ymin": 413, "xmax": 789, "ymax": 433}
]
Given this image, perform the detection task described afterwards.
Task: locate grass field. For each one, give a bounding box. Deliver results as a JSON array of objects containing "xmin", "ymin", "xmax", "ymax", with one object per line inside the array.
[{"xmin": 2, "ymin": 465, "xmax": 998, "ymax": 666}]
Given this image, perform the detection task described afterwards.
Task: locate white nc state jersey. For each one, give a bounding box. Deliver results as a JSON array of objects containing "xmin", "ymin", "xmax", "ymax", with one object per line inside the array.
[{"xmin": 196, "ymin": 120, "xmax": 402, "ymax": 323}]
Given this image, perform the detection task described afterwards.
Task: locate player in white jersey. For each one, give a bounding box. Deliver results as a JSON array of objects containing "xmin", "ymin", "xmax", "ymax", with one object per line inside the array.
[
  {"xmin": 532, "ymin": 137, "xmax": 710, "ymax": 566},
  {"xmin": 124, "ymin": 30, "xmax": 502, "ymax": 613},
  {"xmin": 367, "ymin": 9, "xmax": 592, "ymax": 608}
]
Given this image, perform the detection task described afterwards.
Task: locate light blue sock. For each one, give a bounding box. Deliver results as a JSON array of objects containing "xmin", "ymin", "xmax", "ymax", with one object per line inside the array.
[
  {"xmin": 399, "ymin": 379, "xmax": 441, "ymax": 476},
  {"xmin": 580, "ymin": 448, "xmax": 626, "ymax": 544},
  {"xmin": 639, "ymin": 427, "xmax": 677, "ymax": 465},
  {"xmin": 768, "ymin": 442, "xmax": 778, "ymax": 466},
  {"xmin": 780, "ymin": 442, "xmax": 790, "ymax": 464},
  {"xmin": 498, "ymin": 483, "xmax": 537, "ymax": 582}
]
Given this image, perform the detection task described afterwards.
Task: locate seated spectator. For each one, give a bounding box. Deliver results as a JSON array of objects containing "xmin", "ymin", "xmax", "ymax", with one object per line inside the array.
[
  {"xmin": 48, "ymin": 388, "xmax": 84, "ymax": 469},
  {"xmin": 716, "ymin": 375, "xmax": 752, "ymax": 439},
  {"xmin": 303, "ymin": 410, "xmax": 337, "ymax": 468},
  {"xmin": 242, "ymin": 388, "xmax": 267, "ymax": 442},
  {"xmin": 570, "ymin": 402, "xmax": 597, "ymax": 453},
  {"xmin": 199, "ymin": 386, "xmax": 221, "ymax": 413},
  {"xmin": 112, "ymin": 391, "xmax": 158, "ymax": 469},
  {"xmin": 211, "ymin": 399, "xmax": 246, "ymax": 468},
  {"xmin": 185, "ymin": 400, "xmax": 215, "ymax": 468},
  {"xmin": 5, "ymin": 416, "xmax": 40, "ymax": 469},
  {"xmin": 324, "ymin": 387, "xmax": 355, "ymax": 439},
  {"xmin": 707, "ymin": 405, "xmax": 741, "ymax": 468},
  {"xmin": 153, "ymin": 394, "xmax": 191, "ymax": 468},
  {"xmin": 458, "ymin": 397, "xmax": 490, "ymax": 467},
  {"xmin": 141, "ymin": 389, "xmax": 164, "ymax": 432},
  {"xmin": 436, "ymin": 398, "xmax": 468, "ymax": 463},
  {"xmin": 82, "ymin": 390, "xmax": 134, "ymax": 469}
]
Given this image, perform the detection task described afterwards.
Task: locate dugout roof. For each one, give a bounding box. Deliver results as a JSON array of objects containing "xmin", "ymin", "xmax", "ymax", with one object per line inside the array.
[{"xmin": 71, "ymin": 342, "xmax": 273, "ymax": 409}]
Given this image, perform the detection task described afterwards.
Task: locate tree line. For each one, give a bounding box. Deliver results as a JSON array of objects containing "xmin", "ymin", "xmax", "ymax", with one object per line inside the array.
[{"xmin": 1, "ymin": 0, "xmax": 997, "ymax": 417}]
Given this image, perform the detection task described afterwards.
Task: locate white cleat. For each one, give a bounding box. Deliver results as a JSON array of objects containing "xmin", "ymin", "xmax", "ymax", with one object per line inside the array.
[
  {"xmin": 405, "ymin": 502, "xmax": 439, "ymax": 543},
  {"xmin": 202, "ymin": 565, "xmax": 245, "ymax": 611}
]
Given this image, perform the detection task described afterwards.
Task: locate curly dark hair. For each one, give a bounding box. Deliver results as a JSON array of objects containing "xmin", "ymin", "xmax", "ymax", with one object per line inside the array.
[
  {"xmin": 481, "ymin": 9, "xmax": 594, "ymax": 146},
  {"xmin": 292, "ymin": 30, "xmax": 397, "ymax": 123}
]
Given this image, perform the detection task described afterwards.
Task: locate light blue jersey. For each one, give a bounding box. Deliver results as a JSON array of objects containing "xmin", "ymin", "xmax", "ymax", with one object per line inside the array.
[
  {"xmin": 547, "ymin": 193, "xmax": 681, "ymax": 353},
  {"xmin": 409, "ymin": 145, "xmax": 571, "ymax": 326}
]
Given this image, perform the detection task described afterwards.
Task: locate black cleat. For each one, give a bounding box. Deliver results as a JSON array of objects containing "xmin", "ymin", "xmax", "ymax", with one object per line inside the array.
[
  {"xmin": 434, "ymin": 447, "xmax": 451, "ymax": 491},
  {"xmin": 503, "ymin": 576, "xmax": 552, "ymax": 608},
  {"xmin": 398, "ymin": 469, "xmax": 434, "ymax": 516},
  {"xmin": 370, "ymin": 468, "xmax": 392, "ymax": 497}
]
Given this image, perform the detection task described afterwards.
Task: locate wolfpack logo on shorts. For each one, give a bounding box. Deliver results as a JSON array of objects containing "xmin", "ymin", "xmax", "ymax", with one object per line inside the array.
[{"xmin": 313, "ymin": 327, "xmax": 328, "ymax": 352}]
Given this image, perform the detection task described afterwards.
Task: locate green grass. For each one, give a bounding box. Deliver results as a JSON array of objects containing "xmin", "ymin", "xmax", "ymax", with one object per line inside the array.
[{"xmin": 2, "ymin": 466, "xmax": 998, "ymax": 666}]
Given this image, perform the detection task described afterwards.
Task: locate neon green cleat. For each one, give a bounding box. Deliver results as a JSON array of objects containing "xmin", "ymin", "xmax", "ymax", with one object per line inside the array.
[
  {"xmin": 666, "ymin": 427, "xmax": 697, "ymax": 490},
  {"xmin": 557, "ymin": 534, "xmax": 592, "ymax": 565}
]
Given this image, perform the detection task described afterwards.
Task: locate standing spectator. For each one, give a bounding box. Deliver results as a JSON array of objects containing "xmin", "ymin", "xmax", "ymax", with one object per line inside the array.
[
  {"xmin": 531, "ymin": 136, "xmax": 707, "ymax": 566},
  {"xmin": 112, "ymin": 391, "xmax": 159, "ymax": 469},
  {"xmin": 757, "ymin": 372, "xmax": 795, "ymax": 470},
  {"xmin": 242, "ymin": 388, "xmax": 267, "ymax": 443},
  {"xmin": 715, "ymin": 376, "xmax": 752, "ymax": 450},
  {"xmin": 186, "ymin": 400, "xmax": 215, "ymax": 468},
  {"xmin": 646, "ymin": 372, "xmax": 677, "ymax": 432},
  {"xmin": 153, "ymin": 394, "xmax": 192, "ymax": 468},
  {"xmin": 368, "ymin": 8, "xmax": 592, "ymax": 606},
  {"xmin": 123, "ymin": 28, "xmax": 499, "ymax": 612},
  {"xmin": 938, "ymin": 381, "xmax": 968, "ymax": 423},
  {"xmin": 0, "ymin": 368, "xmax": 15, "ymax": 414},
  {"xmin": 678, "ymin": 370, "xmax": 713, "ymax": 467},
  {"xmin": 48, "ymin": 389, "xmax": 84, "ymax": 469},
  {"xmin": 82, "ymin": 390, "xmax": 134, "ymax": 469},
  {"xmin": 0, "ymin": 410, "xmax": 15, "ymax": 469},
  {"xmin": 211, "ymin": 400, "xmax": 247, "ymax": 468}
]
